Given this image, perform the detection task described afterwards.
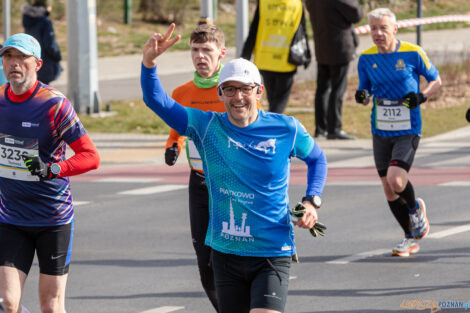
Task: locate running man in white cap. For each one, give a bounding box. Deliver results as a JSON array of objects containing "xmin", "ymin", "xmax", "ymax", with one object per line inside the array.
[{"xmin": 141, "ymin": 24, "xmax": 327, "ymax": 313}]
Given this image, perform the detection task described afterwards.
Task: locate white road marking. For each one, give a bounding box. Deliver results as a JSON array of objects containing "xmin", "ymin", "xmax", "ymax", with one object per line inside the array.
[
  {"xmin": 327, "ymin": 181, "xmax": 381, "ymax": 186},
  {"xmin": 74, "ymin": 201, "xmax": 90, "ymax": 206},
  {"xmin": 328, "ymin": 156, "xmax": 374, "ymax": 168},
  {"xmin": 95, "ymin": 177, "xmax": 162, "ymax": 183},
  {"xmin": 139, "ymin": 306, "xmax": 185, "ymax": 313},
  {"xmin": 439, "ymin": 181, "xmax": 470, "ymax": 186},
  {"xmin": 426, "ymin": 155, "xmax": 470, "ymax": 167},
  {"xmin": 118, "ymin": 184, "xmax": 187, "ymax": 195},
  {"xmin": 327, "ymin": 249, "xmax": 390, "ymax": 264},
  {"xmin": 328, "ymin": 224, "xmax": 470, "ymax": 264},
  {"xmin": 428, "ymin": 224, "xmax": 470, "ymax": 239}
]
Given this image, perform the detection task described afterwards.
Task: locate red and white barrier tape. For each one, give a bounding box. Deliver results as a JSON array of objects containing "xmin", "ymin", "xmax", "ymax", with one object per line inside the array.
[{"xmin": 354, "ymin": 14, "xmax": 470, "ymax": 35}]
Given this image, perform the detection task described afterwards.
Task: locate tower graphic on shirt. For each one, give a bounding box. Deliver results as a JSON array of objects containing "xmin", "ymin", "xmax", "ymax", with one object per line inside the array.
[{"xmin": 221, "ymin": 199, "xmax": 252, "ymax": 237}]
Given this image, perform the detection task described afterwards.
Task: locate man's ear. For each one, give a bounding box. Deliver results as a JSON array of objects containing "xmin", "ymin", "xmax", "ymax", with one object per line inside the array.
[
  {"xmin": 217, "ymin": 86, "xmax": 224, "ymax": 101},
  {"xmin": 256, "ymin": 85, "xmax": 264, "ymax": 99},
  {"xmin": 219, "ymin": 46, "xmax": 227, "ymax": 61},
  {"xmin": 35, "ymin": 59, "xmax": 43, "ymax": 72}
]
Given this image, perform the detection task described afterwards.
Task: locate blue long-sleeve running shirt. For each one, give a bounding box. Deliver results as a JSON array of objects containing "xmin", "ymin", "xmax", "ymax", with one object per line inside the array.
[{"xmin": 142, "ymin": 63, "xmax": 327, "ymax": 257}]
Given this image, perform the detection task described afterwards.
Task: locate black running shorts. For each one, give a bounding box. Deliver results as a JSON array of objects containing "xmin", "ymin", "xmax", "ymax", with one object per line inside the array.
[
  {"xmin": 0, "ymin": 222, "xmax": 73, "ymax": 275},
  {"xmin": 211, "ymin": 249, "xmax": 291, "ymax": 313},
  {"xmin": 373, "ymin": 134, "xmax": 420, "ymax": 177}
]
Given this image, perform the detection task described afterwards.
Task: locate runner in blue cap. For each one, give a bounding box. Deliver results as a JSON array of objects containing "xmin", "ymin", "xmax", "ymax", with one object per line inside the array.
[{"xmin": 0, "ymin": 33, "xmax": 100, "ymax": 313}]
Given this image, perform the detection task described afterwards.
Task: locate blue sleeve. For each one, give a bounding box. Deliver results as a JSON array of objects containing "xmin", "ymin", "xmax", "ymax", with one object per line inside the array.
[
  {"xmin": 141, "ymin": 63, "xmax": 188, "ymax": 134},
  {"xmin": 357, "ymin": 55, "xmax": 371, "ymax": 92},
  {"xmin": 292, "ymin": 118, "xmax": 314, "ymax": 158},
  {"xmin": 415, "ymin": 47, "xmax": 439, "ymax": 83},
  {"xmin": 299, "ymin": 143, "xmax": 328, "ymax": 197},
  {"xmin": 290, "ymin": 117, "xmax": 327, "ymax": 196}
]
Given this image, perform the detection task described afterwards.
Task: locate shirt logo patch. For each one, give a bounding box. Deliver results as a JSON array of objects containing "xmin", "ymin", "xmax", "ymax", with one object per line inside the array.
[
  {"xmin": 228, "ymin": 136, "xmax": 244, "ymax": 149},
  {"xmin": 22, "ymin": 122, "xmax": 39, "ymax": 128},
  {"xmin": 281, "ymin": 245, "xmax": 292, "ymax": 251},
  {"xmin": 395, "ymin": 59, "xmax": 406, "ymax": 71},
  {"xmin": 227, "ymin": 136, "xmax": 276, "ymax": 155},
  {"xmin": 220, "ymin": 200, "xmax": 254, "ymax": 242},
  {"xmin": 254, "ymin": 138, "xmax": 276, "ymax": 154},
  {"xmin": 372, "ymin": 63, "xmax": 378, "ymax": 68},
  {"xmin": 3, "ymin": 137, "xmax": 24, "ymax": 145}
]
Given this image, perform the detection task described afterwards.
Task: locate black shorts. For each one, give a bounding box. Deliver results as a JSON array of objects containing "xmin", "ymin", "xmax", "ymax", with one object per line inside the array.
[
  {"xmin": 0, "ymin": 222, "xmax": 73, "ymax": 275},
  {"xmin": 373, "ymin": 134, "xmax": 420, "ymax": 177},
  {"xmin": 211, "ymin": 250, "xmax": 291, "ymax": 313}
]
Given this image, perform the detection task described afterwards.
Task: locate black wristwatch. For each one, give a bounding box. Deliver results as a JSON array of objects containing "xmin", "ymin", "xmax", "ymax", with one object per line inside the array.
[
  {"xmin": 50, "ymin": 163, "xmax": 61, "ymax": 178},
  {"xmin": 302, "ymin": 195, "xmax": 322, "ymax": 208}
]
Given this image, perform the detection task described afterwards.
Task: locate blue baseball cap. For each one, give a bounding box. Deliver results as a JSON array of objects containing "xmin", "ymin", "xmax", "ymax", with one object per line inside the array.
[{"xmin": 0, "ymin": 33, "xmax": 41, "ymax": 59}]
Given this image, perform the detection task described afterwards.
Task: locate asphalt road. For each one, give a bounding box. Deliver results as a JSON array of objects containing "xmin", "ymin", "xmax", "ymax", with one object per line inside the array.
[{"xmin": 18, "ymin": 131, "xmax": 470, "ymax": 313}]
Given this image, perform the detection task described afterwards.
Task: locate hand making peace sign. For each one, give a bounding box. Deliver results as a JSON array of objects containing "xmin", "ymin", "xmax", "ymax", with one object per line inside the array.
[{"xmin": 142, "ymin": 23, "xmax": 181, "ymax": 68}]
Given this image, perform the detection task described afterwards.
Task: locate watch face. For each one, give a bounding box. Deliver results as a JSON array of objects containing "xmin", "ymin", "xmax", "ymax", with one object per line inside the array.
[
  {"xmin": 303, "ymin": 195, "xmax": 321, "ymax": 208},
  {"xmin": 313, "ymin": 196, "xmax": 322, "ymax": 208},
  {"xmin": 51, "ymin": 163, "xmax": 61, "ymax": 175}
]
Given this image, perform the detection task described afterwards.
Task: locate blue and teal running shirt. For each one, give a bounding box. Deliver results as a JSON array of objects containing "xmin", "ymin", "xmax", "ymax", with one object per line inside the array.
[
  {"xmin": 185, "ymin": 109, "xmax": 313, "ymax": 257},
  {"xmin": 141, "ymin": 64, "xmax": 327, "ymax": 258},
  {"xmin": 357, "ymin": 41, "xmax": 439, "ymax": 137},
  {"xmin": 0, "ymin": 82, "xmax": 87, "ymax": 226}
]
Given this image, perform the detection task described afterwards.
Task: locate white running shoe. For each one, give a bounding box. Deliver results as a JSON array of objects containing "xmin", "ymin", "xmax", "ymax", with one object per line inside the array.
[
  {"xmin": 392, "ymin": 238, "xmax": 420, "ymax": 257},
  {"xmin": 410, "ymin": 198, "xmax": 430, "ymax": 240}
]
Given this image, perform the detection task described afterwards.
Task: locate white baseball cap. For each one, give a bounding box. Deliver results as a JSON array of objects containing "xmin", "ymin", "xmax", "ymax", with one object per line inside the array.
[{"xmin": 218, "ymin": 58, "xmax": 261, "ymax": 87}]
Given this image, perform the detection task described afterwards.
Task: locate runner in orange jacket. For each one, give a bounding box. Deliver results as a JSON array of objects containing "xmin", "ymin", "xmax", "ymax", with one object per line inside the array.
[{"xmin": 166, "ymin": 24, "xmax": 225, "ymax": 312}]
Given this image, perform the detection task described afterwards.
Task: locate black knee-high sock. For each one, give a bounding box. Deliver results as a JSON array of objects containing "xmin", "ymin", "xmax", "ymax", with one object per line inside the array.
[
  {"xmin": 396, "ymin": 181, "xmax": 417, "ymax": 212},
  {"xmin": 388, "ymin": 198, "xmax": 413, "ymax": 237}
]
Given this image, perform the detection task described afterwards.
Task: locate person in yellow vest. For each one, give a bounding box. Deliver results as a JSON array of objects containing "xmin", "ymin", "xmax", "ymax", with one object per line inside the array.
[{"xmin": 241, "ymin": 0, "xmax": 306, "ymax": 113}]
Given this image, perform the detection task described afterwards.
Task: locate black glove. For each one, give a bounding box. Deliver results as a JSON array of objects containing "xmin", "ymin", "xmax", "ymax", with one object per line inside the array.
[
  {"xmin": 310, "ymin": 222, "xmax": 327, "ymax": 237},
  {"xmin": 466, "ymin": 108, "xmax": 470, "ymax": 123},
  {"xmin": 402, "ymin": 92, "xmax": 427, "ymax": 109},
  {"xmin": 165, "ymin": 143, "xmax": 179, "ymax": 166},
  {"xmin": 22, "ymin": 154, "xmax": 50, "ymax": 179},
  {"xmin": 355, "ymin": 89, "xmax": 369, "ymax": 104},
  {"xmin": 290, "ymin": 202, "xmax": 327, "ymax": 238}
]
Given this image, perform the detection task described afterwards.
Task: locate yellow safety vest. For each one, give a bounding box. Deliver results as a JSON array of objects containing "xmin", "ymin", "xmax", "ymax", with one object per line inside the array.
[{"xmin": 253, "ymin": 0, "xmax": 302, "ymax": 72}]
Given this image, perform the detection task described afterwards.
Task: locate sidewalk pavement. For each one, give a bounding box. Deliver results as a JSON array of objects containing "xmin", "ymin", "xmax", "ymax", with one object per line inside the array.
[{"xmin": 89, "ymin": 125, "xmax": 470, "ymax": 166}]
